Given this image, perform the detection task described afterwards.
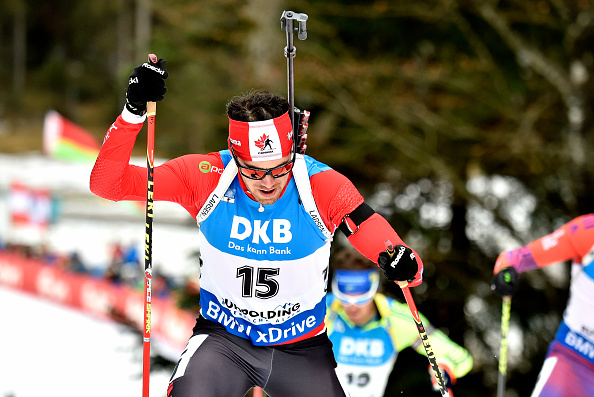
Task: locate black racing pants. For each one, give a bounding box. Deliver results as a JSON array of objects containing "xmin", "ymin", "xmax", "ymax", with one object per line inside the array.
[{"xmin": 167, "ymin": 316, "xmax": 349, "ymax": 397}]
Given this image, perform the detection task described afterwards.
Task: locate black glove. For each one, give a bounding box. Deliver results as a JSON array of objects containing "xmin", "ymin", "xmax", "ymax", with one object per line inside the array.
[
  {"xmin": 125, "ymin": 57, "xmax": 168, "ymax": 116},
  {"xmin": 378, "ymin": 244, "xmax": 418, "ymax": 282},
  {"xmin": 491, "ymin": 267, "xmax": 519, "ymax": 296}
]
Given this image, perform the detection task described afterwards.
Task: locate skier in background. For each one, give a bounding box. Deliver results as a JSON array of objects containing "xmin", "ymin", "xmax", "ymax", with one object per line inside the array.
[
  {"xmin": 326, "ymin": 248, "xmax": 473, "ymax": 396},
  {"xmin": 492, "ymin": 214, "xmax": 594, "ymax": 396}
]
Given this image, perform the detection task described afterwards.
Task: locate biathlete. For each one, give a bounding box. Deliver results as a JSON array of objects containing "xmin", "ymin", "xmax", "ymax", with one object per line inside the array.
[
  {"xmin": 326, "ymin": 249, "xmax": 473, "ymax": 396},
  {"xmin": 90, "ymin": 57, "xmax": 425, "ymax": 396},
  {"xmin": 492, "ymin": 214, "xmax": 594, "ymax": 397}
]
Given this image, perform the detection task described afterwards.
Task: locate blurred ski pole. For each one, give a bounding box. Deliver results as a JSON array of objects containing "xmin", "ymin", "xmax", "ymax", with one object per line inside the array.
[
  {"xmin": 384, "ymin": 240, "xmax": 451, "ymax": 396},
  {"xmin": 497, "ymin": 296, "xmax": 511, "ymax": 397}
]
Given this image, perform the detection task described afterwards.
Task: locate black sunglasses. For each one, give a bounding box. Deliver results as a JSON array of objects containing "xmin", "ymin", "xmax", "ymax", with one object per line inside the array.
[{"xmin": 230, "ymin": 147, "xmax": 295, "ymax": 180}]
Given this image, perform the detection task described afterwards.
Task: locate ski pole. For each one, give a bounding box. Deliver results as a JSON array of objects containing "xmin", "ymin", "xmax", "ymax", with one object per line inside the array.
[
  {"xmin": 497, "ymin": 296, "xmax": 511, "ymax": 397},
  {"xmin": 280, "ymin": 10, "xmax": 308, "ymax": 153},
  {"xmin": 142, "ymin": 53, "xmax": 158, "ymax": 397},
  {"xmin": 384, "ymin": 241, "xmax": 450, "ymax": 396}
]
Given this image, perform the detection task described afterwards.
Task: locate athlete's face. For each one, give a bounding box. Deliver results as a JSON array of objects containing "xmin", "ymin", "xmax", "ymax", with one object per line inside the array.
[
  {"xmin": 237, "ymin": 155, "xmax": 292, "ymax": 205},
  {"xmin": 342, "ymin": 299, "xmax": 377, "ymax": 326}
]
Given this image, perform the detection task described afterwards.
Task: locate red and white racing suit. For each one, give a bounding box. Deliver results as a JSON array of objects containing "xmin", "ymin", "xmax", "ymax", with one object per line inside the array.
[
  {"xmin": 90, "ymin": 111, "xmax": 423, "ymax": 396},
  {"xmin": 495, "ymin": 214, "xmax": 594, "ymax": 397}
]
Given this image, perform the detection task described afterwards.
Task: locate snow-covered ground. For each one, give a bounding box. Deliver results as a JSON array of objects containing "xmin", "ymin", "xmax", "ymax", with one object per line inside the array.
[
  {"xmin": 0, "ymin": 286, "xmax": 173, "ymax": 397},
  {"xmin": 0, "ymin": 153, "xmax": 204, "ymax": 396}
]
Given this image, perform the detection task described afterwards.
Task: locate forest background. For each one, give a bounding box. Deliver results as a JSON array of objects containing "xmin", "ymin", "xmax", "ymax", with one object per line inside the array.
[{"xmin": 2, "ymin": 0, "xmax": 594, "ymax": 396}]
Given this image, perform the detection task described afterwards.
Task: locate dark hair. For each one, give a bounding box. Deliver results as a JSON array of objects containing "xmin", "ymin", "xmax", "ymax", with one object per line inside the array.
[
  {"xmin": 333, "ymin": 249, "xmax": 377, "ymax": 271},
  {"xmin": 226, "ymin": 89, "xmax": 289, "ymax": 122}
]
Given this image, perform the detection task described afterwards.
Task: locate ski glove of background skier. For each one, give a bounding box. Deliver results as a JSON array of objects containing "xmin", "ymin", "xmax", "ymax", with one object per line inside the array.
[
  {"xmin": 491, "ymin": 267, "xmax": 519, "ymax": 296},
  {"xmin": 125, "ymin": 57, "xmax": 168, "ymax": 116},
  {"xmin": 378, "ymin": 244, "xmax": 420, "ymax": 284}
]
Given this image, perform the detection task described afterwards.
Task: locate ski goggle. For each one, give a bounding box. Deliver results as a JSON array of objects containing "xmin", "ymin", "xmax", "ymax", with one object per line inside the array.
[
  {"xmin": 231, "ymin": 146, "xmax": 295, "ymax": 180},
  {"xmin": 332, "ymin": 269, "xmax": 380, "ymax": 306}
]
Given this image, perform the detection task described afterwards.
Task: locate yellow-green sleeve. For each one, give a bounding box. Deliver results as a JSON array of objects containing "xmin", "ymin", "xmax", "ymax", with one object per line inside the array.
[{"xmin": 387, "ymin": 300, "xmax": 473, "ymax": 379}]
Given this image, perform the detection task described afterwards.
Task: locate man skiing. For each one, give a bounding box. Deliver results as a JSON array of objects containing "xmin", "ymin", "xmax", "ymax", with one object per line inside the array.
[
  {"xmin": 492, "ymin": 214, "xmax": 594, "ymax": 396},
  {"xmin": 90, "ymin": 57, "xmax": 423, "ymax": 396},
  {"xmin": 326, "ymin": 249, "xmax": 473, "ymax": 397}
]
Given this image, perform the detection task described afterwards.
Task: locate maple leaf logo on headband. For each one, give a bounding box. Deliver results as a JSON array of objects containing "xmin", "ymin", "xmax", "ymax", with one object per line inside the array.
[{"xmin": 255, "ymin": 134, "xmax": 274, "ymax": 151}]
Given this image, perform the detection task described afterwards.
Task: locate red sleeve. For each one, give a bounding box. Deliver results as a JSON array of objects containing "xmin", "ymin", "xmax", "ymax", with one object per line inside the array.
[
  {"xmin": 90, "ymin": 115, "xmax": 143, "ymax": 201},
  {"xmin": 90, "ymin": 115, "xmax": 222, "ymax": 219},
  {"xmin": 310, "ymin": 169, "xmax": 422, "ymax": 268},
  {"xmin": 310, "ymin": 169, "xmax": 364, "ymax": 232},
  {"xmin": 494, "ymin": 214, "xmax": 594, "ymax": 274},
  {"xmin": 347, "ymin": 213, "xmax": 423, "ymax": 269},
  {"xmin": 529, "ymin": 214, "xmax": 594, "ymax": 266}
]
